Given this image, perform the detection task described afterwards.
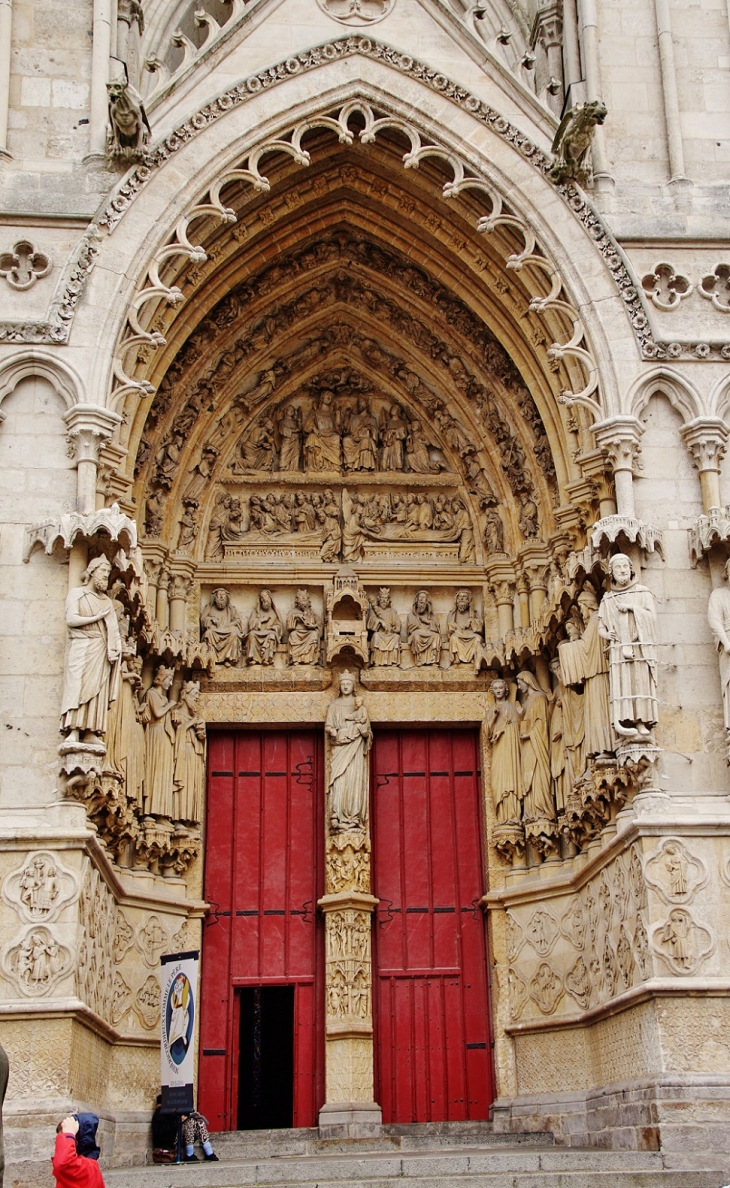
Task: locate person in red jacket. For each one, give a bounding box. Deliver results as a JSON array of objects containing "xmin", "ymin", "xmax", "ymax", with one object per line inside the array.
[{"xmin": 52, "ymin": 1118, "xmax": 105, "ymax": 1188}]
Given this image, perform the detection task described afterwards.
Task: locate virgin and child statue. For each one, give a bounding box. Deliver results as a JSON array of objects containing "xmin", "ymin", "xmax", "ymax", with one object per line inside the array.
[{"xmin": 325, "ymin": 672, "xmax": 372, "ymax": 833}]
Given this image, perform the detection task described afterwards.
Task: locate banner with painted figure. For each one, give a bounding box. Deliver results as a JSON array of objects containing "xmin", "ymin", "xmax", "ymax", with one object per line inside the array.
[{"xmin": 160, "ymin": 950, "xmax": 199, "ymax": 1112}]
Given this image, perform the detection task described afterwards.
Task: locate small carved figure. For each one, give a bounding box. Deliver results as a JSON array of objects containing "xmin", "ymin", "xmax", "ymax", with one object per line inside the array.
[
  {"xmin": 483, "ymin": 508, "xmax": 504, "ymax": 554},
  {"xmin": 232, "ymin": 417, "xmax": 276, "ymax": 472},
  {"xmin": 381, "ymin": 405, "xmax": 407, "ymax": 471},
  {"xmin": 485, "ymin": 680, "xmax": 523, "ymax": 826},
  {"xmin": 277, "ymin": 404, "xmax": 303, "ymax": 472},
  {"xmin": 245, "ymin": 589, "xmax": 283, "ymax": 665},
  {"xmin": 200, "ymin": 588, "xmax": 245, "ymax": 666},
  {"xmin": 342, "ymin": 396, "xmax": 378, "ymax": 472},
  {"xmin": 452, "ymin": 498, "xmax": 477, "ymax": 563},
  {"xmin": 519, "ymin": 498, "xmax": 539, "ymax": 539},
  {"xmin": 326, "ymin": 673, "xmax": 372, "ymax": 833},
  {"xmin": 19, "ymin": 857, "xmax": 59, "ymax": 919},
  {"xmin": 304, "ymin": 390, "xmax": 342, "ymax": 471},
  {"xmin": 177, "ymin": 498, "xmax": 200, "ymax": 551},
  {"xmin": 407, "ymin": 590, "xmax": 441, "ymax": 666},
  {"xmin": 172, "ymin": 681, "xmax": 206, "ymax": 825},
  {"xmin": 319, "ymin": 492, "xmax": 342, "ymax": 563},
  {"xmin": 145, "ymin": 489, "xmax": 165, "ymax": 537},
  {"xmin": 707, "ymin": 557, "xmax": 730, "ymax": 743},
  {"xmin": 446, "ymin": 588, "xmax": 484, "ymax": 668},
  {"xmin": 405, "ymin": 420, "xmax": 439, "ymax": 473},
  {"xmin": 287, "ymin": 589, "xmax": 322, "ymax": 665},
  {"xmin": 548, "ymin": 99, "xmax": 608, "ymax": 185},
  {"xmin": 597, "ymin": 554, "xmax": 658, "ymax": 741},
  {"xmin": 143, "ymin": 665, "xmax": 176, "ymax": 819},
  {"xmin": 367, "ymin": 588, "xmax": 402, "ymax": 666},
  {"xmin": 60, "ymin": 557, "xmax": 122, "ymax": 748},
  {"xmin": 517, "ymin": 672, "xmax": 557, "ymax": 848},
  {"xmin": 106, "ymin": 79, "xmax": 150, "ymax": 164},
  {"xmin": 341, "ymin": 491, "xmax": 365, "ymax": 563},
  {"xmin": 664, "ymin": 842, "xmax": 688, "ymax": 898},
  {"xmin": 205, "ymin": 492, "xmax": 233, "ymax": 561}
]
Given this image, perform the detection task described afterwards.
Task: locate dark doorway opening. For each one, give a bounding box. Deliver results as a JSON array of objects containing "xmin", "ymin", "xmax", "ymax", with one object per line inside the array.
[{"xmin": 237, "ymin": 986, "xmax": 295, "ymax": 1130}]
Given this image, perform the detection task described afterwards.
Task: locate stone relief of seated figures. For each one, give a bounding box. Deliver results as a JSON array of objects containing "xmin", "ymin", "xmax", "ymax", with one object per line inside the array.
[
  {"xmin": 245, "ymin": 589, "xmax": 284, "ymax": 665},
  {"xmin": 446, "ymin": 588, "xmax": 484, "ymax": 669},
  {"xmin": 200, "ymin": 588, "xmax": 245, "ymax": 665}
]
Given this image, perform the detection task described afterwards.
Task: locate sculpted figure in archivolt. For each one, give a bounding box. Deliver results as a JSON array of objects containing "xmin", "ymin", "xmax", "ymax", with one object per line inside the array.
[
  {"xmin": 707, "ymin": 558, "xmax": 730, "ymax": 737},
  {"xmin": 597, "ymin": 554, "xmax": 658, "ymax": 740},
  {"xmin": 60, "ymin": 556, "xmax": 121, "ymax": 748},
  {"xmin": 326, "ymin": 672, "xmax": 372, "ymax": 833}
]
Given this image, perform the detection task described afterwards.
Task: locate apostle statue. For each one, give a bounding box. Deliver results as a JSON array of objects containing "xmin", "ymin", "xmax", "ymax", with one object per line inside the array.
[
  {"xmin": 105, "ymin": 648, "xmax": 145, "ymax": 807},
  {"xmin": 597, "ymin": 554, "xmax": 659, "ymax": 741},
  {"xmin": 485, "ymin": 679, "xmax": 523, "ymax": 826},
  {"xmin": 245, "ymin": 589, "xmax": 284, "ymax": 665},
  {"xmin": 201, "ymin": 588, "xmax": 245, "ymax": 666},
  {"xmin": 447, "ymin": 589, "xmax": 484, "ymax": 668},
  {"xmin": 558, "ymin": 586, "xmax": 612, "ymax": 758},
  {"xmin": 407, "ymin": 590, "xmax": 442, "ymax": 666},
  {"xmin": 516, "ymin": 672, "xmax": 557, "ymax": 847},
  {"xmin": 173, "ymin": 681, "xmax": 206, "ymax": 825},
  {"xmin": 60, "ymin": 556, "xmax": 122, "ymax": 749},
  {"xmin": 367, "ymin": 588, "xmax": 402, "ymax": 666},
  {"xmin": 707, "ymin": 558, "xmax": 730, "ymax": 739},
  {"xmin": 549, "ymin": 656, "xmax": 585, "ymax": 815},
  {"xmin": 325, "ymin": 672, "xmax": 373, "ymax": 833},
  {"xmin": 143, "ymin": 665, "xmax": 176, "ymax": 818},
  {"xmin": 287, "ymin": 589, "xmax": 322, "ymax": 665}
]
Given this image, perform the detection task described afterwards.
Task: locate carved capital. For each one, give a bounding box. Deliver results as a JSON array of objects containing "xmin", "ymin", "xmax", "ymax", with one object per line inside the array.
[
  {"xmin": 680, "ymin": 418, "xmax": 729, "ymax": 474},
  {"xmin": 592, "ymin": 417, "xmax": 644, "ymax": 474},
  {"xmin": 64, "ymin": 404, "xmax": 122, "ymax": 464}
]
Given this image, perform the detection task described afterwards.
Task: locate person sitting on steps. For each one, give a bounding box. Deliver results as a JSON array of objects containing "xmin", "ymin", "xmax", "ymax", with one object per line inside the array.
[{"xmin": 180, "ymin": 1110, "xmax": 218, "ymax": 1162}]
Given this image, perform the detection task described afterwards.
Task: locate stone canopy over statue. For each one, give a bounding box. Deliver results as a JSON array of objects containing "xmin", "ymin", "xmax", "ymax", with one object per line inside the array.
[{"xmin": 325, "ymin": 672, "xmax": 372, "ymax": 834}]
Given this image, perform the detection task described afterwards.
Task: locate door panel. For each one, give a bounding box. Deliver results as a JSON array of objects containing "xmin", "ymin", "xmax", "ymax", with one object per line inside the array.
[
  {"xmin": 198, "ymin": 731, "xmax": 324, "ymax": 1130},
  {"xmin": 372, "ymin": 728, "xmax": 493, "ymax": 1123}
]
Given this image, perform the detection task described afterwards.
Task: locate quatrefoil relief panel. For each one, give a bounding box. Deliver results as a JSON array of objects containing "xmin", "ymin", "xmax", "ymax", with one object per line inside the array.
[
  {"xmin": 0, "ymin": 240, "xmax": 51, "ymax": 290},
  {"xmin": 700, "ymin": 264, "xmax": 730, "ymax": 311},
  {"xmin": 315, "ymin": 0, "xmax": 395, "ymax": 24},
  {"xmin": 641, "ymin": 262, "xmax": 693, "ymax": 311}
]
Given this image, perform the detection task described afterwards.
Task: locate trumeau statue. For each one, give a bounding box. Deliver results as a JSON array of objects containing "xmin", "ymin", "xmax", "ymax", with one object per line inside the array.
[
  {"xmin": 326, "ymin": 672, "xmax": 372, "ymax": 833},
  {"xmin": 447, "ymin": 589, "xmax": 484, "ymax": 668},
  {"xmin": 287, "ymin": 589, "xmax": 322, "ymax": 665},
  {"xmin": 60, "ymin": 557, "xmax": 122, "ymax": 749},
  {"xmin": 484, "ymin": 679, "xmax": 523, "ymax": 826},
  {"xmin": 707, "ymin": 558, "xmax": 730, "ymax": 742},
  {"xmin": 173, "ymin": 681, "xmax": 206, "ymax": 825},
  {"xmin": 407, "ymin": 590, "xmax": 442, "ymax": 666},
  {"xmin": 201, "ymin": 588, "xmax": 245, "ymax": 666},
  {"xmin": 367, "ymin": 588, "xmax": 402, "ymax": 666},
  {"xmin": 245, "ymin": 589, "xmax": 284, "ymax": 665},
  {"xmin": 597, "ymin": 554, "xmax": 659, "ymax": 741},
  {"xmin": 143, "ymin": 665, "xmax": 176, "ymax": 818}
]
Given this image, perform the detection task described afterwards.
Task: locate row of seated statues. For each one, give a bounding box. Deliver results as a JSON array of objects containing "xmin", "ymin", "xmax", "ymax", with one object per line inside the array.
[{"xmin": 200, "ymin": 586, "xmax": 487, "ymax": 669}]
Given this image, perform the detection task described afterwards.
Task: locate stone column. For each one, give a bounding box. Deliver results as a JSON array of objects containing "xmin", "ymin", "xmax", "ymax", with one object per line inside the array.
[
  {"xmin": 681, "ymin": 418, "xmax": 729, "ymax": 513},
  {"xmin": 156, "ymin": 568, "xmax": 171, "ymax": 630},
  {"xmin": 0, "ymin": 0, "xmax": 12, "ymax": 158},
  {"xmin": 593, "ymin": 417, "xmax": 644, "ymax": 520},
  {"xmin": 169, "ymin": 571, "xmax": 193, "ymax": 636},
  {"xmin": 318, "ymin": 676, "xmax": 381, "ymax": 1139},
  {"xmin": 515, "ymin": 575, "xmax": 530, "ymax": 628},
  {"xmin": 64, "ymin": 405, "xmax": 121, "ymax": 515},
  {"xmin": 486, "ymin": 558, "xmax": 517, "ymax": 638}
]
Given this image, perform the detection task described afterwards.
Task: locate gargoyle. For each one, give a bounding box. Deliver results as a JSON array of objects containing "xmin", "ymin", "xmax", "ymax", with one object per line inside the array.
[
  {"xmin": 548, "ymin": 100, "xmax": 607, "ymax": 185},
  {"xmin": 106, "ymin": 79, "xmax": 151, "ymax": 166}
]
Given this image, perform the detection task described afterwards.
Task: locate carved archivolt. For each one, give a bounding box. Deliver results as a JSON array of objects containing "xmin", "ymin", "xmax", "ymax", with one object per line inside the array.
[
  {"xmin": 1, "ymin": 925, "xmax": 73, "ymax": 998},
  {"xmin": 2, "ymin": 850, "xmax": 79, "ymax": 924}
]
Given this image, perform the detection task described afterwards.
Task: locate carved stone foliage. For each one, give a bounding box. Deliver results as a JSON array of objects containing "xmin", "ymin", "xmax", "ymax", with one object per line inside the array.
[
  {"xmin": 650, "ymin": 909, "xmax": 715, "ymax": 976},
  {"xmin": 76, "ymin": 864, "xmax": 116, "ymax": 1023},
  {"xmin": 1, "ymin": 925, "xmax": 74, "ymax": 998},
  {"xmin": 2, "ymin": 851, "xmax": 79, "ymax": 924},
  {"xmin": 504, "ymin": 843, "xmax": 651, "ymax": 1021},
  {"xmin": 325, "ymin": 909, "xmax": 372, "ymax": 1023},
  {"xmin": 644, "ymin": 839, "xmax": 709, "ymax": 905}
]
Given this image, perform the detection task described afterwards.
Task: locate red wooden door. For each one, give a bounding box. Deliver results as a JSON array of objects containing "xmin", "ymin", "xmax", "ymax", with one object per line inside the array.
[
  {"xmin": 198, "ymin": 730, "xmax": 324, "ymax": 1130},
  {"xmin": 372, "ymin": 728, "xmax": 493, "ymax": 1123}
]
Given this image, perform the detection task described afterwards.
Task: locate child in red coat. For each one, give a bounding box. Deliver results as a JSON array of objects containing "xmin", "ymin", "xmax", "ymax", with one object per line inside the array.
[{"xmin": 52, "ymin": 1117, "xmax": 105, "ymax": 1188}]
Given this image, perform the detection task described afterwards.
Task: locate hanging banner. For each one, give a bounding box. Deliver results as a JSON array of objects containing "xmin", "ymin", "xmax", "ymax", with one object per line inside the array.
[{"xmin": 160, "ymin": 950, "xmax": 199, "ymax": 1112}]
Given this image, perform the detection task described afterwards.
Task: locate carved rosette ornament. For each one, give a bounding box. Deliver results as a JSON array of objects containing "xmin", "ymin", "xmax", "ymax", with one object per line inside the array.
[{"xmin": 319, "ymin": 672, "xmax": 380, "ymax": 1128}]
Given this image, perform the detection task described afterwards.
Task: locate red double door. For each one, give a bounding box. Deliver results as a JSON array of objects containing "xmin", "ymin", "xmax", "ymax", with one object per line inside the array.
[{"xmin": 199, "ymin": 728, "xmax": 492, "ymax": 1130}]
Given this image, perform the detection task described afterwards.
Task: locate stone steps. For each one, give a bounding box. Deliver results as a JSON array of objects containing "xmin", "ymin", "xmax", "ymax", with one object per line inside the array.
[{"xmin": 105, "ymin": 1137, "xmax": 727, "ymax": 1188}]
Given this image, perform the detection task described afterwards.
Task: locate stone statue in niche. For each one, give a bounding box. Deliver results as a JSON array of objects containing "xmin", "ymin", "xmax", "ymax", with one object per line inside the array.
[
  {"xmin": 200, "ymin": 588, "xmax": 245, "ymax": 666},
  {"xmin": 304, "ymin": 390, "xmax": 342, "ymax": 472},
  {"xmin": 483, "ymin": 508, "xmax": 504, "ymax": 554},
  {"xmin": 707, "ymin": 558, "xmax": 730, "ymax": 748},
  {"xmin": 485, "ymin": 679, "xmax": 523, "ymax": 826},
  {"xmin": 381, "ymin": 405, "xmax": 408, "ymax": 471},
  {"xmin": 245, "ymin": 589, "xmax": 284, "ymax": 665},
  {"xmin": 407, "ymin": 590, "xmax": 442, "ymax": 666},
  {"xmin": 143, "ymin": 665, "xmax": 176, "ymax": 819},
  {"xmin": 559, "ymin": 587, "xmax": 612, "ymax": 758},
  {"xmin": 549, "ymin": 656, "xmax": 585, "ymax": 815},
  {"xmin": 277, "ymin": 404, "xmax": 303, "ymax": 472},
  {"xmin": 447, "ymin": 589, "xmax": 484, "ymax": 668},
  {"xmin": 326, "ymin": 672, "xmax": 372, "ymax": 833},
  {"xmin": 173, "ymin": 681, "xmax": 206, "ymax": 825},
  {"xmin": 367, "ymin": 588, "xmax": 402, "ymax": 666},
  {"xmin": 517, "ymin": 672, "xmax": 557, "ymax": 852},
  {"xmin": 105, "ymin": 640, "xmax": 145, "ymax": 806},
  {"xmin": 145, "ymin": 489, "xmax": 165, "ymax": 537},
  {"xmin": 597, "ymin": 554, "xmax": 659, "ymax": 741},
  {"xmin": 287, "ymin": 589, "xmax": 322, "ymax": 665},
  {"xmin": 342, "ymin": 396, "xmax": 378, "ymax": 472},
  {"xmin": 60, "ymin": 556, "xmax": 122, "ymax": 750},
  {"xmin": 177, "ymin": 498, "xmax": 200, "ymax": 551}
]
